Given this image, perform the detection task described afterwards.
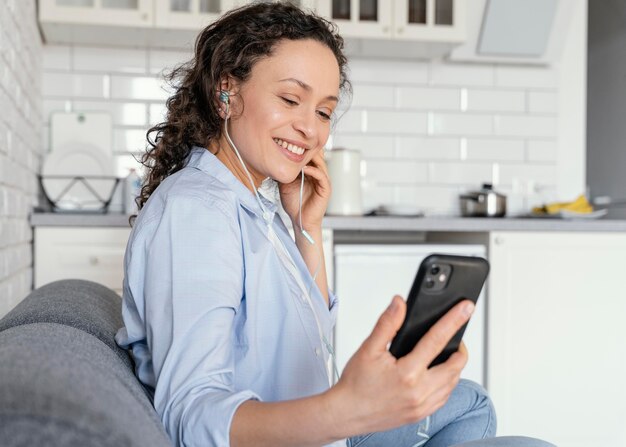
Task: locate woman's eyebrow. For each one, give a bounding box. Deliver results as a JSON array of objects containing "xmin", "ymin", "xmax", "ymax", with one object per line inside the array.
[{"xmin": 278, "ymin": 78, "xmax": 338, "ymax": 102}]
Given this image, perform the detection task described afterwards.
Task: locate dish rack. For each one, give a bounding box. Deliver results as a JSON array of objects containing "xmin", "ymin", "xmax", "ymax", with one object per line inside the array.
[{"xmin": 38, "ymin": 175, "xmax": 122, "ymax": 213}]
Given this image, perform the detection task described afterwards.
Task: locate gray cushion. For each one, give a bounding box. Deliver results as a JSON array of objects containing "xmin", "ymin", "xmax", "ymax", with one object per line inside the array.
[
  {"xmin": 0, "ymin": 279, "xmax": 172, "ymax": 446},
  {"xmin": 0, "ymin": 322, "xmax": 171, "ymax": 447},
  {"xmin": 0, "ymin": 279, "xmax": 132, "ymax": 370}
]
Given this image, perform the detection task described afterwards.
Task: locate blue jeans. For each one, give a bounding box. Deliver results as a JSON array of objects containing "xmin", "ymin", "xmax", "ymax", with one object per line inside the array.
[{"xmin": 347, "ymin": 379, "xmax": 555, "ymax": 447}]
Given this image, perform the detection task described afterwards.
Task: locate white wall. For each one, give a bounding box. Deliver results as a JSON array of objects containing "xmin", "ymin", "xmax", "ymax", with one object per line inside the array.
[
  {"xmin": 0, "ymin": 0, "xmax": 42, "ymax": 316},
  {"xmin": 40, "ymin": 5, "xmax": 587, "ymax": 217}
]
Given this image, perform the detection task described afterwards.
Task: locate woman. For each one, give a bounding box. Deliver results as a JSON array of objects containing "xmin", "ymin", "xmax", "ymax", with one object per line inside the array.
[{"xmin": 116, "ymin": 3, "xmax": 553, "ymax": 447}]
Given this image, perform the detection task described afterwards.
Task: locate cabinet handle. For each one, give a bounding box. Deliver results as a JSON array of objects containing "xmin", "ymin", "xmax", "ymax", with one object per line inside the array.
[
  {"xmin": 382, "ymin": 26, "xmax": 390, "ymax": 33},
  {"xmin": 142, "ymin": 13, "xmax": 149, "ymax": 21},
  {"xmin": 89, "ymin": 256, "xmax": 99, "ymax": 266},
  {"xmin": 494, "ymin": 236, "xmax": 504, "ymax": 246},
  {"xmin": 397, "ymin": 27, "xmax": 404, "ymax": 34}
]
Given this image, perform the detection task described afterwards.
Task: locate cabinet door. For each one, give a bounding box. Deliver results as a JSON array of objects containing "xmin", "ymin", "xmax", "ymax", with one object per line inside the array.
[
  {"xmin": 39, "ymin": 0, "xmax": 153, "ymax": 27},
  {"xmin": 488, "ymin": 231, "xmax": 626, "ymax": 447},
  {"xmin": 394, "ymin": 0, "xmax": 466, "ymax": 41},
  {"xmin": 154, "ymin": 0, "xmax": 237, "ymax": 29},
  {"xmin": 231, "ymin": 1, "xmax": 319, "ymax": 11},
  {"xmin": 35, "ymin": 227, "xmax": 130, "ymax": 295},
  {"xmin": 239, "ymin": 0, "xmax": 320, "ymax": 8},
  {"xmin": 316, "ymin": 0, "xmax": 393, "ymax": 39}
]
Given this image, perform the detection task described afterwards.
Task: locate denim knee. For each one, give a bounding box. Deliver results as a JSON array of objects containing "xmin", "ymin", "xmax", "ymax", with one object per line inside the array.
[{"xmin": 457, "ymin": 378, "xmax": 497, "ymax": 438}]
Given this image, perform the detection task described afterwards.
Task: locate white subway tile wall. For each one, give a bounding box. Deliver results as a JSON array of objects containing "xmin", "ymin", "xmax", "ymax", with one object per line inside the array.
[
  {"xmin": 41, "ymin": 45, "xmax": 560, "ymax": 216},
  {"xmin": 0, "ymin": 0, "xmax": 42, "ymax": 316},
  {"xmin": 465, "ymin": 89, "xmax": 525, "ymax": 113}
]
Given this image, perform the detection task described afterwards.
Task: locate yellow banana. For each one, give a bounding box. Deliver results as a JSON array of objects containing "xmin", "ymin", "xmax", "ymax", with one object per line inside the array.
[{"xmin": 533, "ymin": 194, "xmax": 593, "ymax": 215}]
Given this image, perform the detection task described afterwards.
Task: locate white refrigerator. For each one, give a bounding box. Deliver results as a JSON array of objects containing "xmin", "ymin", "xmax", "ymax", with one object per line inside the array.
[{"xmin": 334, "ymin": 244, "xmax": 487, "ymax": 387}]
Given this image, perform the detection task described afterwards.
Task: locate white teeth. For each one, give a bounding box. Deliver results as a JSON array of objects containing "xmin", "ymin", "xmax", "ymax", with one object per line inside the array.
[{"xmin": 274, "ymin": 138, "xmax": 305, "ymax": 155}]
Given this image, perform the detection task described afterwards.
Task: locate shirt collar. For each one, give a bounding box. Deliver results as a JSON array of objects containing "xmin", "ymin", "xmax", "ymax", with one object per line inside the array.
[{"xmin": 186, "ymin": 146, "xmax": 278, "ymax": 221}]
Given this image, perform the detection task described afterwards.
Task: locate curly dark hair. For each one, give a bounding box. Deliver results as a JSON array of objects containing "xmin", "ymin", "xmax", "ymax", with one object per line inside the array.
[{"xmin": 131, "ymin": 1, "xmax": 350, "ymax": 224}]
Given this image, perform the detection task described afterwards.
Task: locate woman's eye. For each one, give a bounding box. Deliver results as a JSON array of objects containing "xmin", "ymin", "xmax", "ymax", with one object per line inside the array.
[
  {"xmin": 281, "ymin": 97, "xmax": 298, "ymax": 106},
  {"xmin": 317, "ymin": 110, "xmax": 332, "ymax": 121}
]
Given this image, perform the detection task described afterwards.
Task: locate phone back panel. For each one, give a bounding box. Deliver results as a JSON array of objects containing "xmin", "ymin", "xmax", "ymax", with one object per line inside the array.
[{"xmin": 389, "ymin": 254, "xmax": 489, "ymax": 366}]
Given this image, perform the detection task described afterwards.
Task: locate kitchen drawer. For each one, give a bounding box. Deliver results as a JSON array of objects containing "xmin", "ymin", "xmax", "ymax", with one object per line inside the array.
[{"xmin": 34, "ymin": 227, "xmax": 131, "ymax": 294}]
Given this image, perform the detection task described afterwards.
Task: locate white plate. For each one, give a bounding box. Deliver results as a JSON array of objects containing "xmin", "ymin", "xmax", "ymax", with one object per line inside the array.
[
  {"xmin": 51, "ymin": 112, "xmax": 112, "ymax": 155},
  {"xmin": 559, "ymin": 209, "xmax": 608, "ymax": 219},
  {"xmin": 42, "ymin": 143, "xmax": 116, "ymax": 211},
  {"xmin": 529, "ymin": 209, "xmax": 608, "ymax": 220}
]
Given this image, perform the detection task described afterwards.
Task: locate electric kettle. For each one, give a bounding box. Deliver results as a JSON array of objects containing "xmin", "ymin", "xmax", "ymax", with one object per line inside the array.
[{"xmin": 326, "ymin": 148, "xmax": 363, "ymax": 216}]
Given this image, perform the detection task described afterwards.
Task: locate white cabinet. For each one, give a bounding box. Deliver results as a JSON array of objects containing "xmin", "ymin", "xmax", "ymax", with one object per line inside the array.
[
  {"xmin": 316, "ymin": 0, "xmax": 465, "ymax": 41},
  {"xmin": 34, "ymin": 227, "xmax": 130, "ymax": 295},
  {"xmin": 233, "ymin": 0, "xmax": 319, "ymax": 8},
  {"xmin": 154, "ymin": 0, "xmax": 235, "ymax": 30},
  {"xmin": 38, "ymin": 0, "xmax": 466, "ymax": 53},
  {"xmin": 316, "ymin": 0, "xmax": 393, "ymax": 39},
  {"xmin": 488, "ymin": 231, "xmax": 626, "ymax": 447},
  {"xmin": 39, "ymin": 0, "xmax": 153, "ymax": 27},
  {"xmin": 333, "ymin": 244, "xmax": 486, "ymax": 387},
  {"xmin": 394, "ymin": 0, "xmax": 465, "ymax": 42}
]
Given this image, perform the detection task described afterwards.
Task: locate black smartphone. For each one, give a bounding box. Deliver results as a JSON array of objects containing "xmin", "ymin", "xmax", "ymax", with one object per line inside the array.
[{"xmin": 389, "ymin": 254, "xmax": 489, "ymax": 367}]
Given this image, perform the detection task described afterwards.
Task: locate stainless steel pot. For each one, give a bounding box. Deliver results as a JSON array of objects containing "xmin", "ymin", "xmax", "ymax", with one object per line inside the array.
[{"xmin": 460, "ymin": 183, "xmax": 507, "ymax": 217}]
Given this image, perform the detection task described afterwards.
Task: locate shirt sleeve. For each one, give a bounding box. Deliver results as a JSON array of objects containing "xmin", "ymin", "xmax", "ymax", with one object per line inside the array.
[{"xmin": 137, "ymin": 194, "xmax": 259, "ymax": 447}]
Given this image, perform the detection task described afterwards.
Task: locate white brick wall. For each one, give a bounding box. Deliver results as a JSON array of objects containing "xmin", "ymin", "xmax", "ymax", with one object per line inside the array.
[
  {"xmin": 337, "ymin": 61, "xmax": 560, "ymax": 214},
  {"xmin": 42, "ymin": 45, "xmax": 563, "ymax": 216},
  {"xmin": 0, "ymin": 0, "xmax": 42, "ymax": 316}
]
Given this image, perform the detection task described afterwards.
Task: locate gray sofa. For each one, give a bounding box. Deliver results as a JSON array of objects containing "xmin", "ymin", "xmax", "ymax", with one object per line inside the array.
[
  {"xmin": 0, "ymin": 280, "xmax": 555, "ymax": 447},
  {"xmin": 0, "ymin": 279, "xmax": 172, "ymax": 447}
]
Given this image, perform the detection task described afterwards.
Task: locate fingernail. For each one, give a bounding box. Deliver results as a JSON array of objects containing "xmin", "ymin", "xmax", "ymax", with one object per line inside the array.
[
  {"xmin": 462, "ymin": 302, "xmax": 475, "ymax": 317},
  {"xmin": 387, "ymin": 297, "xmax": 398, "ymax": 314}
]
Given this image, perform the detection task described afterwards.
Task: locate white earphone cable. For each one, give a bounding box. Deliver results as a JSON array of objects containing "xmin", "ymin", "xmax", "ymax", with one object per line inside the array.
[
  {"xmin": 224, "ymin": 114, "xmax": 270, "ymax": 220},
  {"xmin": 221, "ymin": 91, "xmax": 337, "ymax": 381}
]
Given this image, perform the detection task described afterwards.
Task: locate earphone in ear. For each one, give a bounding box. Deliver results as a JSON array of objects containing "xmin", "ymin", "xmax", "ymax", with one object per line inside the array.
[
  {"xmin": 219, "ymin": 90, "xmax": 230, "ymax": 117},
  {"xmin": 219, "ymin": 90, "xmax": 230, "ymax": 104}
]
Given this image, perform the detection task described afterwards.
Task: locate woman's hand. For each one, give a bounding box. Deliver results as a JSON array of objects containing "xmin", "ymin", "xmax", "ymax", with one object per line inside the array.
[
  {"xmin": 278, "ymin": 149, "xmax": 331, "ymax": 230},
  {"xmin": 324, "ymin": 296, "xmax": 473, "ymax": 438}
]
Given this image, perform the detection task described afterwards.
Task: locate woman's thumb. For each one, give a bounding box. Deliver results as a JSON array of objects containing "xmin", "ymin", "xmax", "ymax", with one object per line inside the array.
[{"xmin": 360, "ymin": 296, "xmax": 406, "ymax": 353}]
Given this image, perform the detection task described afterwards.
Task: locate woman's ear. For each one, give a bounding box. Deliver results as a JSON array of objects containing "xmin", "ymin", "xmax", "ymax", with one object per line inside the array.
[{"xmin": 216, "ymin": 77, "xmax": 239, "ymax": 119}]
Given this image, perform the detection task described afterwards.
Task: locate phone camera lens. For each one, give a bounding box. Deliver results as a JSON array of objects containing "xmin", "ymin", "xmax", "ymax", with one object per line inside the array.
[
  {"xmin": 430, "ymin": 265, "xmax": 440, "ymax": 275},
  {"xmin": 425, "ymin": 279, "xmax": 435, "ymax": 289}
]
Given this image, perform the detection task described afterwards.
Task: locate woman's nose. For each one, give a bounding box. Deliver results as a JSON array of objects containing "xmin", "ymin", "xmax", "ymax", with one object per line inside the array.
[{"xmin": 292, "ymin": 109, "xmax": 316, "ymax": 140}]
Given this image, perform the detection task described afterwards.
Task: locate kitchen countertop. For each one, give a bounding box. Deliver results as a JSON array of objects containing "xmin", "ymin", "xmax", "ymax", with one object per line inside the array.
[{"xmin": 30, "ymin": 212, "xmax": 626, "ymax": 232}]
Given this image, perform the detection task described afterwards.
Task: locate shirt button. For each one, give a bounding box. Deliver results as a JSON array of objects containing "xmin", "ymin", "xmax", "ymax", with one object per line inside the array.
[{"xmin": 315, "ymin": 348, "xmax": 321, "ymax": 357}]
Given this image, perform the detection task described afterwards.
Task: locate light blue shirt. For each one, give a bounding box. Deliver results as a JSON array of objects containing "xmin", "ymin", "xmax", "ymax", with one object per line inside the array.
[{"xmin": 115, "ymin": 147, "xmax": 340, "ymax": 447}]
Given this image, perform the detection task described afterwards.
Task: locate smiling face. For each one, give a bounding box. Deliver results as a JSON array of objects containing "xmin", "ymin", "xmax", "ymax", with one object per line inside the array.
[{"xmin": 214, "ymin": 38, "xmax": 341, "ymax": 189}]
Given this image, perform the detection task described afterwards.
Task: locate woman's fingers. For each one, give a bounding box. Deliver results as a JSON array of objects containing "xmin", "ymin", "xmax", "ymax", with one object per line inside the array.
[
  {"xmin": 398, "ymin": 300, "xmax": 474, "ymax": 372},
  {"xmin": 305, "ymin": 149, "xmax": 329, "ymax": 177},
  {"xmin": 425, "ymin": 345, "xmax": 468, "ymax": 383},
  {"xmin": 303, "ymin": 165, "xmax": 331, "ymax": 197},
  {"xmin": 309, "ymin": 147, "xmax": 326, "ymax": 165},
  {"xmin": 358, "ymin": 296, "xmax": 406, "ymax": 356}
]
